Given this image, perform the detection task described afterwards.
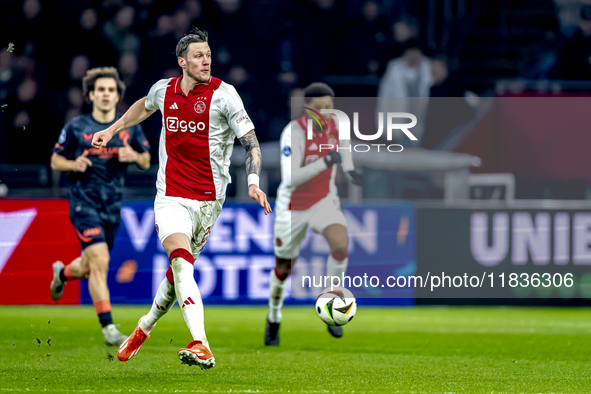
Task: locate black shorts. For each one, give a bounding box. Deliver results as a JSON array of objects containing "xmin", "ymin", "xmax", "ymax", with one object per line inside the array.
[{"xmin": 69, "ymin": 201, "xmax": 121, "ymax": 251}]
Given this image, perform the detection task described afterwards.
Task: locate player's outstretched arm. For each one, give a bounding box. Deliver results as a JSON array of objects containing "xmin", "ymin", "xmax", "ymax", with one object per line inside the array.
[
  {"xmin": 92, "ymin": 97, "xmax": 155, "ymax": 149},
  {"xmin": 238, "ymin": 130, "xmax": 272, "ymax": 215}
]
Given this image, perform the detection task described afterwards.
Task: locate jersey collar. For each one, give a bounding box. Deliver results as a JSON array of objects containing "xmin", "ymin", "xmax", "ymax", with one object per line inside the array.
[{"xmin": 174, "ymin": 75, "xmax": 212, "ymax": 96}]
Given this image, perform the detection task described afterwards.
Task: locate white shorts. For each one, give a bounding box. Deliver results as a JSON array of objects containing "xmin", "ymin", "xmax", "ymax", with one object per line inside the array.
[
  {"xmin": 273, "ymin": 194, "xmax": 347, "ymax": 259},
  {"xmin": 154, "ymin": 195, "xmax": 224, "ymax": 261}
]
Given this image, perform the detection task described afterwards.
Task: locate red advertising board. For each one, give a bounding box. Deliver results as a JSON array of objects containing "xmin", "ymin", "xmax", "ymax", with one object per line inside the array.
[{"xmin": 0, "ymin": 200, "xmax": 80, "ymax": 304}]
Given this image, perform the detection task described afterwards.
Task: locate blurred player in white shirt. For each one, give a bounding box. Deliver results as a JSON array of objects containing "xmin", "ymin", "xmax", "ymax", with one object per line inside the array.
[
  {"xmin": 265, "ymin": 83, "xmax": 362, "ymax": 346},
  {"xmin": 91, "ymin": 28, "xmax": 271, "ymax": 369}
]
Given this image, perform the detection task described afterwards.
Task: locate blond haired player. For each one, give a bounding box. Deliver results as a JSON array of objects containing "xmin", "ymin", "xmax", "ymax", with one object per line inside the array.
[{"xmin": 91, "ymin": 28, "xmax": 271, "ymax": 369}]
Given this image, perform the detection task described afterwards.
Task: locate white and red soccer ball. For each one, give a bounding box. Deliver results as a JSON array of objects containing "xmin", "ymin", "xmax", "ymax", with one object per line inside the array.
[{"xmin": 315, "ymin": 287, "xmax": 357, "ymax": 327}]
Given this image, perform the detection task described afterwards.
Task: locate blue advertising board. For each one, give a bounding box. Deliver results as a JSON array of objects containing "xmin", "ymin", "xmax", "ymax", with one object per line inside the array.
[{"xmin": 81, "ymin": 201, "xmax": 416, "ymax": 306}]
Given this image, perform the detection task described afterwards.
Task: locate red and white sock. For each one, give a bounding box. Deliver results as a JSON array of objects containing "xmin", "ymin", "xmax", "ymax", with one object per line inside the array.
[
  {"xmin": 326, "ymin": 251, "xmax": 348, "ymax": 286},
  {"xmin": 170, "ymin": 248, "xmax": 209, "ymax": 349},
  {"xmin": 140, "ymin": 277, "xmax": 176, "ymax": 334},
  {"xmin": 268, "ymin": 267, "xmax": 288, "ymax": 323}
]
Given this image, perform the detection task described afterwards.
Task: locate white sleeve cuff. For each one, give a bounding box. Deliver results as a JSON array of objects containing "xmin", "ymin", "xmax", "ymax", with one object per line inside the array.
[{"xmin": 247, "ymin": 174, "xmax": 260, "ymax": 188}]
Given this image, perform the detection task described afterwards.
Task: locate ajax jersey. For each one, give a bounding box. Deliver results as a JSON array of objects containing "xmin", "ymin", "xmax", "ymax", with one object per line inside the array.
[
  {"xmin": 145, "ymin": 76, "xmax": 254, "ymax": 201},
  {"xmin": 276, "ymin": 114, "xmax": 339, "ymax": 212}
]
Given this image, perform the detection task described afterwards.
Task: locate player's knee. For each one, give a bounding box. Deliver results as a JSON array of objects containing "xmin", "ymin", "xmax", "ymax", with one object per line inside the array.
[
  {"xmin": 87, "ymin": 254, "xmax": 110, "ymax": 274},
  {"xmin": 275, "ymin": 257, "xmax": 293, "ymax": 278},
  {"xmin": 162, "ymin": 234, "xmax": 191, "ymax": 256},
  {"xmin": 324, "ymin": 226, "xmax": 348, "ymax": 254},
  {"xmin": 330, "ymin": 239, "xmax": 348, "ymax": 255},
  {"xmin": 80, "ymin": 264, "xmax": 91, "ymax": 278},
  {"xmin": 276, "ymin": 267, "xmax": 291, "ymax": 280},
  {"xmin": 278, "ymin": 265, "xmax": 292, "ymax": 278}
]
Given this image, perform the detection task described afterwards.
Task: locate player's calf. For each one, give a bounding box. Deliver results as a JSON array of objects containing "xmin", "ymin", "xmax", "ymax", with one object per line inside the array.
[{"xmin": 51, "ymin": 258, "xmax": 88, "ymax": 301}]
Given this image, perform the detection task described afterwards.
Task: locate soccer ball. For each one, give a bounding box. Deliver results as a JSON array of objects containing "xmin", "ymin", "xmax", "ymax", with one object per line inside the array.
[{"xmin": 315, "ymin": 287, "xmax": 357, "ymax": 326}]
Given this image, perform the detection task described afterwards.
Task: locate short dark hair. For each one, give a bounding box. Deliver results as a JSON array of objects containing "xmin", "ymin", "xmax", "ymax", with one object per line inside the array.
[
  {"xmin": 81, "ymin": 66, "xmax": 125, "ymax": 103},
  {"xmin": 176, "ymin": 27, "xmax": 209, "ymax": 58},
  {"xmin": 303, "ymin": 82, "xmax": 335, "ymax": 104}
]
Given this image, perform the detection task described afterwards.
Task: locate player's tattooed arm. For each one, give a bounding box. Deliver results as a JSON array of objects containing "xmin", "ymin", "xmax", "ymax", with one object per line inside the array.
[
  {"xmin": 238, "ymin": 130, "xmax": 262, "ymax": 176},
  {"xmin": 239, "ymin": 129, "xmax": 271, "ymax": 215}
]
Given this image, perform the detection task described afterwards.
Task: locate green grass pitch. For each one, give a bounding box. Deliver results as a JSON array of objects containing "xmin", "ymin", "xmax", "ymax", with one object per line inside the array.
[{"xmin": 1, "ymin": 305, "xmax": 590, "ymax": 393}]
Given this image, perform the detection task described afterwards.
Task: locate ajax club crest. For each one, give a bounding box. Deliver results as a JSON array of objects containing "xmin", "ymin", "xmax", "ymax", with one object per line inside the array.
[{"xmin": 194, "ymin": 101, "xmax": 206, "ymax": 114}]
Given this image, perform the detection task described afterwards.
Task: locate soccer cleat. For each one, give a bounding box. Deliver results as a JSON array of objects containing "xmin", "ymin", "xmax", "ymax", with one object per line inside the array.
[
  {"xmin": 117, "ymin": 317, "xmax": 150, "ymax": 361},
  {"xmin": 178, "ymin": 340, "xmax": 215, "ymax": 370},
  {"xmin": 50, "ymin": 261, "xmax": 65, "ymax": 301},
  {"xmin": 102, "ymin": 324, "xmax": 128, "ymax": 347},
  {"xmin": 264, "ymin": 318, "xmax": 280, "ymax": 346},
  {"xmin": 327, "ymin": 325, "xmax": 343, "ymax": 338}
]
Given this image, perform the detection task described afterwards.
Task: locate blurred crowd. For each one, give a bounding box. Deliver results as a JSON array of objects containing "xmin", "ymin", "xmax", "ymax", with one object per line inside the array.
[
  {"xmin": 1, "ymin": 0, "xmax": 591, "ymax": 165},
  {"xmin": 547, "ymin": 4, "xmax": 591, "ymax": 80}
]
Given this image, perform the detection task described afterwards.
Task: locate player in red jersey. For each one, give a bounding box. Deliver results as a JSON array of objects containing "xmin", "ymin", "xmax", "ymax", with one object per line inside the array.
[
  {"xmin": 265, "ymin": 83, "xmax": 362, "ymax": 346},
  {"xmin": 91, "ymin": 28, "xmax": 271, "ymax": 369}
]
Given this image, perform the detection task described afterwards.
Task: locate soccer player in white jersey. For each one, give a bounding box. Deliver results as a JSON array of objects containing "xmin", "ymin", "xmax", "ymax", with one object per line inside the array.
[
  {"xmin": 265, "ymin": 83, "xmax": 362, "ymax": 346},
  {"xmin": 91, "ymin": 28, "xmax": 272, "ymax": 369}
]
